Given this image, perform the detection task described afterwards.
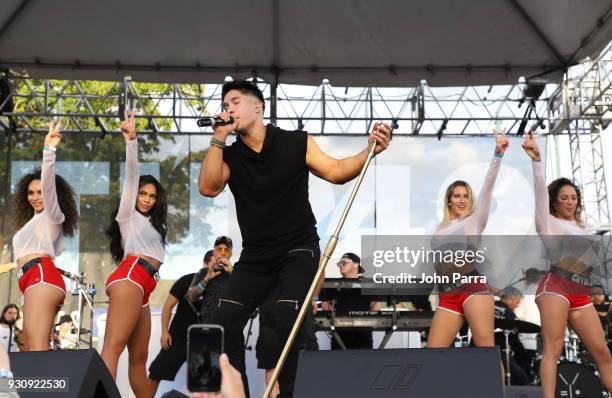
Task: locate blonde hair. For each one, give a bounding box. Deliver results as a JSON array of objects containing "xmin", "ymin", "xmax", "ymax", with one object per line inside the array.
[{"xmin": 439, "ymin": 180, "xmax": 475, "ymax": 229}]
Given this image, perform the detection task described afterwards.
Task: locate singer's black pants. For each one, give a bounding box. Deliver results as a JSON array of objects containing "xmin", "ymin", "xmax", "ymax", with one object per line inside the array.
[{"xmin": 212, "ymin": 244, "xmax": 320, "ymax": 398}]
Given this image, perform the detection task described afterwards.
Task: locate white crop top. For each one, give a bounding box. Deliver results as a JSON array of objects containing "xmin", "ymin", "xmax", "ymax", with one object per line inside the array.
[
  {"xmin": 436, "ymin": 156, "xmax": 501, "ymax": 237},
  {"xmin": 532, "ymin": 160, "xmax": 597, "ymax": 265},
  {"xmin": 116, "ymin": 140, "xmax": 165, "ymax": 263},
  {"xmin": 13, "ymin": 150, "xmax": 65, "ymax": 261}
]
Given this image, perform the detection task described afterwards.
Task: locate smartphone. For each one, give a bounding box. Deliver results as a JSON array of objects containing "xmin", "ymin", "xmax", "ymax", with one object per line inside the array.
[{"xmin": 187, "ymin": 324, "xmax": 224, "ymax": 392}]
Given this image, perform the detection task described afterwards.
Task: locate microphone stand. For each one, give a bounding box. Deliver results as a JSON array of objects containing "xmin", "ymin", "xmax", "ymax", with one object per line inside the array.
[
  {"xmin": 66, "ymin": 272, "xmax": 96, "ymax": 349},
  {"xmin": 264, "ymin": 140, "xmax": 379, "ymax": 398},
  {"xmin": 7, "ymin": 325, "xmax": 14, "ymax": 353},
  {"xmin": 244, "ymin": 309, "xmax": 259, "ymax": 351}
]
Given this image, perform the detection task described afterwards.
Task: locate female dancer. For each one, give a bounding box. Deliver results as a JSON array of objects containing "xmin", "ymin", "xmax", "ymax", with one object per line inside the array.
[
  {"xmin": 427, "ymin": 129, "xmax": 508, "ymax": 350},
  {"xmin": 0, "ymin": 304, "xmax": 22, "ymax": 351},
  {"xmin": 523, "ymin": 132, "xmax": 611, "ymax": 397},
  {"xmin": 12, "ymin": 121, "xmax": 78, "ymax": 351},
  {"xmin": 101, "ymin": 110, "xmax": 168, "ymax": 396}
]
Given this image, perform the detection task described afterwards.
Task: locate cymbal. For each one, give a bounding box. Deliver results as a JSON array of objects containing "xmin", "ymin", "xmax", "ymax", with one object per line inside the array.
[{"xmin": 0, "ymin": 262, "xmax": 17, "ymax": 274}]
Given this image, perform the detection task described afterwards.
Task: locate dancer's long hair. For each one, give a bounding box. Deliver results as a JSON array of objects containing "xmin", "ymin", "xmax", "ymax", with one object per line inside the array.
[
  {"xmin": 548, "ymin": 178, "xmax": 583, "ymax": 225},
  {"xmin": 439, "ymin": 180, "xmax": 475, "ymax": 229},
  {"xmin": 12, "ymin": 169, "xmax": 79, "ymax": 236},
  {"xmin": 105, "ymin": 175, "xmax": 168, "ymax": 264}
]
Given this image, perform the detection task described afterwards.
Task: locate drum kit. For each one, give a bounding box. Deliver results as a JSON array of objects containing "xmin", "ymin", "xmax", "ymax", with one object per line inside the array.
[{"xmin": 496, "ymin": 316, "xmax": 607, "ymax": 397}]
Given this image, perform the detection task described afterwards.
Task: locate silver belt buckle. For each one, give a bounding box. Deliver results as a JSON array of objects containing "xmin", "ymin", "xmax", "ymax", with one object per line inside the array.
[
  {"xmin": 570, "ymin": 273, "xmax": 589, "ymax": 286},
  {"xmin": 16, "ymin": 268, "xmax": 23, "ymax": 280},
  {"xmin": 153, "ymin": 272, "xmax": 160, "ymax": 283}
]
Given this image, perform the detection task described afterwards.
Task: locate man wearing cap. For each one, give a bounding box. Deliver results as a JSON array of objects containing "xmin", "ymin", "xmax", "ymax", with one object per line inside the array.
[
  {"xmin": 326, "ymin": 253, "xmax": 379, "ymax": 350},
  {"xmin": 187, "ymin": 236, "xmax": 234, "ymax": 320},
  {"xmin": 55, "ymin": 315, "xmax": 77, "ymax": 350},
  {"xmin": 198, "ymin": 79, "xmax": 392, "ymax": 397},
  {"xmin": 146, "ymin": 237, "xmax": 233, "ymax": 397}
]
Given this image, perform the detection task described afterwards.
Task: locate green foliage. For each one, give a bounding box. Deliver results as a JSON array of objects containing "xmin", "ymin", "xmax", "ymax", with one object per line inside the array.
[{"xmin": 1, "ymin": 79, "xmax": 215, "ymax": 254}]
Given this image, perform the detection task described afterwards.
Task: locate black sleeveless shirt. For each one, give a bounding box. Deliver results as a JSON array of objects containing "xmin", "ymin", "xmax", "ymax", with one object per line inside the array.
[{"xmin": 223, "ymin": 124, "xmax": 319, "ymax": 262}]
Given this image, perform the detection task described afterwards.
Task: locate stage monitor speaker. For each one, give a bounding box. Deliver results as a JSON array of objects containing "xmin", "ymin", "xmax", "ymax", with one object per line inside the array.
[
  {"xmin": 294, "ymin": 347, "xmax": 504, "ymax": 398},
  {"xmin": 161, "ymin": 390, "xmax": 190, "ymax": 398},
  {"xmin": 504, "ymin": 385, "xmax": 543, "ymax": 398},
  {"xmin": 8, "ymin": 349, "xmax": 119, "ymax": 398}
]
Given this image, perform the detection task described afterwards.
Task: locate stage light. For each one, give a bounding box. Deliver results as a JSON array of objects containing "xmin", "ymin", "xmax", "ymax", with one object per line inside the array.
[
  {"xmin": 97, "ymin": 122, "xmax": 108, "ymax": 139},
  {"xmin": 516, "ymin": 78, "xmax": 548, "ymax": 136},
  {"xmin": 437, "ymin": 119, "xmax": 448, "ymax": 141},
  {"xmin": 523, "ymin": 79, "xmax": 547, "ymax": 100},
  {"xmin": 518, "ymin": 78, "xmax": 547, "ymax": 108},
  {"xmin": 148, "ymin": 118, "xmax": 158, "ymax": 139}
]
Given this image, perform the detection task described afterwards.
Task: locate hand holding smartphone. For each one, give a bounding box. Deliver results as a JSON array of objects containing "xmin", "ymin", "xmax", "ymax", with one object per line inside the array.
[{"xmin": 187, "ymin": 324, "xmax": 224, "ymax": 393}]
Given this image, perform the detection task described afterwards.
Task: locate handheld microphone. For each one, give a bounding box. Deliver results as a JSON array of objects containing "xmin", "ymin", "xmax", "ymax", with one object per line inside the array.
[
  {"xmin": 58, "ymin": 268, "xmax": 84, "ymax": 282},
  {"xmin": 196, "ymin": 116, "xmax": 234, "ymax": 127},
  {"xmin": 57, "ymin": 268, "xmax": 74, "ymax": 279}
]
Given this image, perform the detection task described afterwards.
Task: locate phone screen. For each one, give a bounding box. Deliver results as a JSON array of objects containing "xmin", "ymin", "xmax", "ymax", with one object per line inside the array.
[{"xmin": 187, "ymin": 324, "xmax": 224, "ymax": 392}]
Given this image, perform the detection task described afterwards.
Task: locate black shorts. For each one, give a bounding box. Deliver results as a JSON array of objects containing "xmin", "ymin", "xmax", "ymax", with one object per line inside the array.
[{"xmin": 148, "ymin": 338, "xmax": 187, "ymax": 381}]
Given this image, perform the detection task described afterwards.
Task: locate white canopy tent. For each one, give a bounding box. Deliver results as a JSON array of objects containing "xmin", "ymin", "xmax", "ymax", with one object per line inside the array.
[{"xmin": 0, "ymin": 0, "xmax": 610, "ymax": 85}]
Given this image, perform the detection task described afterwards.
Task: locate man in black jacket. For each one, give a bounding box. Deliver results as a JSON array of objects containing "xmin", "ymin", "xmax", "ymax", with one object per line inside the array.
[{"xmin": 146, "ymin": 236, "xmax": 233, "ymax": 397}]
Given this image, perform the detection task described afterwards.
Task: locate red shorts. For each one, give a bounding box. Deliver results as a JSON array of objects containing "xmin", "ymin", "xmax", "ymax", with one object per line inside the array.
[
  {"xmin": 536, "ymin": 272, "xmax": 592, "ymax": 310},
  {"xmin": 437, "ymin": 282, "xmax": 492, "ymax": 315},
  {"xmin": 17, "ymin": 256, "xmax": 66, "ymax": 295},
  {"xmin": 105, "ymin": 256, "xmax": 158, "ymax": 307}
]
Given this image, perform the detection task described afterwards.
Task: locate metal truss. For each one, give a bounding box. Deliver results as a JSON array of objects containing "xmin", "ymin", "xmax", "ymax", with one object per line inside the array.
[
  {"xmin": 1, "ymin": 45, "xmax": 611, "ymax": 284},
  {"xmin": 0, "ymin": 74, "xmax": 563, "ymax": 137},
  {"xmin": 546, "ymin": 43, "xmax": 612, "ymax": 288},
  {"xmin": 549, "ymin": 44, "xmax": 612, "ymax": 234},
  {"xmin": 0, "ymin": 47, "xmax": 609, "ymax": 227}
]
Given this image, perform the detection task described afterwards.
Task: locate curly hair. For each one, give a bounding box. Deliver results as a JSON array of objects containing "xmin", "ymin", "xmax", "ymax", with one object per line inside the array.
[
  {"xmin": 12, "ymin": 169, "xmax": 79, "ymax": 236},
  {"xmin": 105, "ymin": 175, "xmax": 168, "ymax": 264},
  {"xmin": 548, "ymin": 177, "xmax": 583, "ymax": 224}
]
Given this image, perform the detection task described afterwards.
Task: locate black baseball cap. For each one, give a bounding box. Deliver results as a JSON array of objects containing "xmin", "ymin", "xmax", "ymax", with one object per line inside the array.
[
  {"xmin": 339, "ymin": 252, "xmax": 365, "ymax": 274},
  {"xmin": 56, "ymin": 314, "xmax": 73, "ymax": 326},
  {"xmin": 214, "ymin": 236, "xmax": 233, "ymax": 249}
]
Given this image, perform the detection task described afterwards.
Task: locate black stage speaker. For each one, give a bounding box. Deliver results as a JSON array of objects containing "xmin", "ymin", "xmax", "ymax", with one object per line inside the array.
[
  {"xmin": 294, "ymin": 347, "xmax": 504, "ymax": 398},
  {"xmin": 161, "ymin": 390, "xmax": 190, "ymax": 398},
  {"xmin": 504, "ymin": 386, "xmax": 543, "ymax": 398},
  {"xmin": 8, "ymin": 349, "xmax": 119, "ymax": 398}
]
